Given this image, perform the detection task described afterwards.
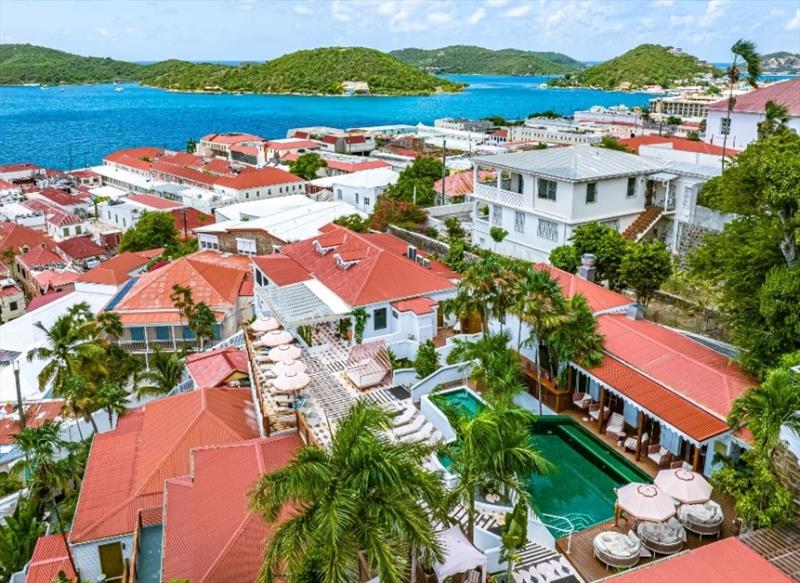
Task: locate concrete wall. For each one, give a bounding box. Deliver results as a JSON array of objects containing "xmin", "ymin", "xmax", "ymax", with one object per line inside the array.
[{"xmin": 72, "ymin": 534, "xmax": 133, "ymax": 582}]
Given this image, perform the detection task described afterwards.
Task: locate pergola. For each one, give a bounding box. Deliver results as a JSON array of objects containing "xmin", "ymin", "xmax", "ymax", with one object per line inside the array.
[{"xmin": 256, "ymin": 280, "xmax": 351, "ymax": 329}]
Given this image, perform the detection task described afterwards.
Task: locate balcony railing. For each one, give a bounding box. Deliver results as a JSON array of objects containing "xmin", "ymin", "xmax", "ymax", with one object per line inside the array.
[
  {"xmin": 473, "ymin": 183, "xmax": 524, "ymax": 208},
  {"xmin": 117, "ymin": 338, "xmax": 204, "ymax": 353}
]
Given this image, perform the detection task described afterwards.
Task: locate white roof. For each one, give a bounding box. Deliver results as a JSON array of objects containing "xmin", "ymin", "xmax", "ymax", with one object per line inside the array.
[
  {"xmin": 256, "ymin": 279, "xmax": 351, "ymax": 328},
  {"xmin": 215, "ymin": 194, "xmax": 312, "ymax": 221},
  {"xmin": 473, "ymin": 144, "xmax": 664, "ymax": 182},
  {"xmin": 197, "ymin": 199, "xmax": 363, "ymax": 243},
  {"xmin": 310, "ymin": 167, "xmax": 399, "ymax": 189},
  {"xmin": 89, "ymin": 185, "xmax": 128, "ymax": 199},
  {"xmin": 91, "ymin": 165, "xmax": 155, "ymax": 190},
  {"xmin": 0, "ymin": 286, "xmax": 116, "ymax": 401}
]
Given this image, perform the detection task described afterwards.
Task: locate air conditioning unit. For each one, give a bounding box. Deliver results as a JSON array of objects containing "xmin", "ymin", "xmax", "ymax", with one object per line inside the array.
[
  {"xmin": 406, "ymin": 245, "xmax": 417, "ymax": 261},
  {"xmin": 420, "ymin": 257, "xmax": 431, "ymax": 268}
]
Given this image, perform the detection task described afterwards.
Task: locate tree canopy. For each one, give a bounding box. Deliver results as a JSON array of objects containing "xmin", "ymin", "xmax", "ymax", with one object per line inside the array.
[
  {"xmin": 118, "ymin": 211, "xmax": 179, "ymax": 253},
  {"xmin": 619, "ymin": 240, "xmax": 673, "ymax": 307},
  {"xmin": 288, "ymin": 152, "xmax": 327, "ymax": 180}
]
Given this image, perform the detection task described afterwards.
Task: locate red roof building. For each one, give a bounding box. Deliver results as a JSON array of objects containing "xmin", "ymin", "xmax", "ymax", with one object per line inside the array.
[
  {"xmin": 16, "ymin": 246, "xmax": 64, "ymax": 270},
  {"xmin": 77, "ymin": 250, "xmax": 158, "ymax": 286},
  {"xmin": 126, "ymin": 193, "xmax": 183, "ymax": 210},
  {"xmin": 170, "ymin": 206, "xmax": 214, "ymax": 236},
  {"xmin": 392, "ymin": 297, "xmax": 438, "ymax": 316},
  {"xmin": 0, "ymin": 222, "xmax": 54, "ymax": 256},
  {"xmin": 707, "ymin": 78, "xmax": 800, "ymax": 116},
  {"xmin": 32, "ymin": 188, "xmax": 88, "ymax": 210},
  {"xmin": 24, "ymin": 534, "xmax": 77, "ymax": 583},
  {"xmin": 56, "ymin": 236, "xmax": 107, "ymax": 262},
  {"xmin": 161, "ymin": 435, "xmax": 302, "ymax": 583},
  {"xmin": 535, "ymin": 263, "xmax": 631, "ymax": 313},
  {"xmin": 185, "ymin": 347, "xmax": 250, "ymax": 388},
  {"xmin": 620, "ymin": 135, "xmax": 737, "ymax": 156},
  {"xmin": 0, "ymin": 400, "xmax": 64, "ymax": 446},
  {"xmin": 25, "ymin": 290, "xmax": 71, "ymax": 312},
  {"xmin": 69, "ymin": 388, "xmax": 260, "ymax": 545}
]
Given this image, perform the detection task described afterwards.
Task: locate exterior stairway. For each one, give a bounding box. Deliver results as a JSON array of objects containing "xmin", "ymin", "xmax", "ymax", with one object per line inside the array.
[{"xmin": 623, "ymin": 206, "xmax": 663, "ymax": 241}]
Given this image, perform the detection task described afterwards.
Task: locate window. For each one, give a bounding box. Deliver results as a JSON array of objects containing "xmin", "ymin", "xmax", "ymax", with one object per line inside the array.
[
  {"xmin": 122, "ymin": 218, "xmax": 126, "ymax": 227},
  {"xmin": 355, "ymin": 192, "xmax": 360, "ymax": 204},
  {"xmin": 213, "ymin": 324, "xmax": 222, "ymax": 340},
  {"xmin": 364, "ymin": 197, "xmax": 371, "ymax": 208},
  {"xmin": 62, "ymin": 227, "xmax": 69, "ymax": 237},
  {"xmin": 182, "ymin": 325, "xmax": 195, "ymax": 340},
  {"xmin": 537, "ymin": 218, "xmax": 559, "ymax": 241},
  {"xmin": 130, "ymin": 327, "xmax": 145, "ymax": 341},
  {"xmin": 75, "ymin": 225, "xmax": 82, "ymax": 235},
  {"xmin": 627, "ymin": 177, "xmax": 637, "ymax": 198},
  {"xmin": 236, "ymin": 237, "xmax": 257, "ymax": 256},
  {"xmin": 155, "ymin": 326, "xmax": 170, "ymax": 341},
  {"xmin": 585, "ymin": 182, "xmax": 597, "ymax": 204},
  {"xmin": 492, "ymin": 204, "xmax": 503, "ymax": 226},
  {"xmin": 514, "ymin": 211, "xmax": 525, "ymax": 233},
  {"xmin": 373, "ymin": 307, "xmax": 387, "ymax": 331},
  {"xmin": 537, "ymin": 178, "xmax": 557, "ymax": 201},
  {"xmin": 9, "ymin": 301, "xmax": 18, "ymax": 311},
  {"xmin": 392, "ymin": 310, "xmax": 399, "ymax": 319},
  {"xmin": 720, "ymin": 117, "xmax": 731, "ymax": 135},
  {"xmin": 336, "ymin": 189, "xmax": 342, "ymax": 200}
]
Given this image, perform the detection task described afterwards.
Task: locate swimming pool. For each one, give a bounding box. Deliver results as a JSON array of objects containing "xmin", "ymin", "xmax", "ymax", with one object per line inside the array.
[
  {"xmin": 528, "ymin": 416, "xmax": 652, "ymax": 535},
  {"xmin": 430, "ymin": 387, "xmax": 485, "ymax": 419}
]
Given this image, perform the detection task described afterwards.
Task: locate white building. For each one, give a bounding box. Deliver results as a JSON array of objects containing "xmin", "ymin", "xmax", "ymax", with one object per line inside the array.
[
  {"xmin": 309, "ymin": 167, "xmax": 399, "ymax": 213},
  {"xmin": 705, "ymin": 78, "xmax": 800, "ymax": 151},
  {"xmin": 508, "ymin": 118, "xmax": 604, "ymax": 145},
  {"xmin": 99, "ymin": 193, "xmax": 184, "ymax": 231},
  {"xmin": 470, "ymin": 145, "xmax": 664, "ymax": 261},
  {"xmin": 0, "ymin": 202, "xmax": 45, "ymax": 229}
]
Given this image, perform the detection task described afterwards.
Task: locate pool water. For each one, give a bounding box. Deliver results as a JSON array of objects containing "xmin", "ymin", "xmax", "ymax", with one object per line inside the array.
[
  {"xmin": 430, "ymin": 388, "xmax": 485, "ymax": 419},
  {"xmin": 528, "ymin": 417, "xmax": 652, "ymax": 535}
]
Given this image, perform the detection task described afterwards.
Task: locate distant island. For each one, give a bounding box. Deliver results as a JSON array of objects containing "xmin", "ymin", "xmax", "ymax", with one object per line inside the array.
[
  {"xmin": 0, "ymin": 44, "xmax": 464, "ymax": 96},
  {"xmin": 389, "ymin": 45, "xmax": 583, "ymax": 76},
  {"xmin": 761, "ymin": 51, "xmax": 800, "ymax": 75},
  {"xmin": 548, "ymin": 44, "xmax": 721, "ymax": 90}
]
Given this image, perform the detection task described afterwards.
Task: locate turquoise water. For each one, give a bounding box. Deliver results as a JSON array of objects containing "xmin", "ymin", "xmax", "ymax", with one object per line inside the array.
[
  {"xmin": 431, "ymin": 388, "xmax": 485, "ymax": 419},
  {"xmin": 136, "ymin": 525, "xmax": 163, "ymax": 583},
  {"xmin": 0, "ymin": 75, "xmax": 658, "ymax": 169}
]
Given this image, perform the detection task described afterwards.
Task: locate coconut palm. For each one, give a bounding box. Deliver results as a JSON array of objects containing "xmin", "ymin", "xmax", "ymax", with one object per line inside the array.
[
  {"xmin": 443, "ymin": 402, "xmax": 551, "ymax": 542},
  {"xmin": 188, "ymin": 301, "xmax": 217, "ymax": 350},
  {"xmin": 60, "ymin": 376, "xmax": 99, "ymax": 434},
  {"xmin": 757, "ymin": 100, "xmax": 791, "ymax": 139},
  {"xmin": 449, "ymin": 253, "xmax": 506, "ymax": 332},
  {"xmin": 721, "ymin": 39, "xmax": 761, "ymax": 168},
  {"xmin": 94, "ymin": 380, "xmax": 129, "ymax": 428},
  {"xmin": 0, "ymin": 498, "xmax": 46, "ymax": 581},
  {"xmin": 728, "ymin": 366, "xmax": 800, "ymax": 458},
  {"xmin": 447, "ymin": 332, "xmax": 525, "ymax": 403},
  {"xmin": 134, "ymin": 348, "xmax": 185, "ymax": 398},
  {"xmin": 250, "ymin": 401, "xmax": 449, "ymax": 583},
  {"xmin": 546, "ymin": 294, "xmax": 605, "ymax": 384}
]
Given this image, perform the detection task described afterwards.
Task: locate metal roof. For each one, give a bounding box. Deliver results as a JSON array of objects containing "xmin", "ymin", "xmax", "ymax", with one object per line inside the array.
[{"xmin": 472, "ymin": 144, "xmax": 664, "ymax": 182}]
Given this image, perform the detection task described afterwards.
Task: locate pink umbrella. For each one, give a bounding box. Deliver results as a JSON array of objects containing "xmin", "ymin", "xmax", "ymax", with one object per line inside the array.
[
  {"xmin": 617, "ymin": 483, "xmax": 676, "ymax": 522},
  {"xmin": 273, "ymin": 359, "xmax": 307, "ymax": 376},
  {"xmin": 260, "ymin": 329, "xmax": 294, "ymax": 347},
  {"xmin": 654, "ymin": 468, "xmax": 713, "ymax": 504},
  {"xmin": 268, "ymin": 343, "xmax": 302, "ymax": 362},
  {"xmin": 251, "ymin": 317, "xmax": 280, "ymax": 333},
  {"xmin": 272, "ymin": 371, "xmax": 311, "ymax": 393}
]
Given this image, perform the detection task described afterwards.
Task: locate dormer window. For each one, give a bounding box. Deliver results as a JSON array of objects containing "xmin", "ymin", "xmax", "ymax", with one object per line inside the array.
[
  {"xmin": 313, "ymin": 240, "xmax": 336, "ymax": 255},
  {"xmin": 335, "ymin": 254, "xmax": 359, "ymax": 270}
]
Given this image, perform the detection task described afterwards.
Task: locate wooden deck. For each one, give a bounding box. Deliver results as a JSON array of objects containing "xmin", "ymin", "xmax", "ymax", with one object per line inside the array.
[{"xmin": 555, "ymin": 492, "xmax": 739, "ymax": 582}]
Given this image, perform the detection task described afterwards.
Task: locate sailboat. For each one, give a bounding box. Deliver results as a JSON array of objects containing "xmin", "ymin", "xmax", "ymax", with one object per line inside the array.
[{"xmin": 114, "ymin": 79, "xmax": 124, "ymax": 92}]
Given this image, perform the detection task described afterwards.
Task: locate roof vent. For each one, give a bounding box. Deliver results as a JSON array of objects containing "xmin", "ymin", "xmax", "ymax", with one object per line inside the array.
[
  {"xmin": 313, "ymin": 240, "xmax": 334, "ymax": 255},
  {"xmin": 335, "ymin": 254, "xmax": 358, "ymax": 270},
  {"xmin": 407, "ymin": 245, "xmax": 417, "ymax": 261},
  {"xmin": 627, "ymin": 303, "xmax": 645, "ymax": 320}
]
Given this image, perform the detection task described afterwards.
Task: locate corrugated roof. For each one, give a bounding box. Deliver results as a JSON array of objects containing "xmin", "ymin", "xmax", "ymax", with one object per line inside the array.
[
  {"xmin": 25, "ymin": 534, "xmax": 77, "ymax": 583},
  {"xmin": 707, "ymin": 78, "xmax": 800, "ymax": 115},
  {"xmin": 69, "ymin": 388, "xmax": 259, "ymax": 544},
  {"xmin": 0, "ymin": 400, "xmax": 64, "ymax": 445},
  {"xmin": 535, "ymin": 263, "xmax": 631, "ymax": 313},
  {"xmin": 185, "ymin": 347, "xmax": 249, "ymax": 388},
  {"xmin": 472, "ymin": 144, "xmax": 663, "ymax": 181}
]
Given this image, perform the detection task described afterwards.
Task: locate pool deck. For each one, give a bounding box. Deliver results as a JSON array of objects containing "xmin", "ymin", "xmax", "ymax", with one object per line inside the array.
[{"xmin": 555, "ymin": 492, "xmax": 739, "ymax": 582}]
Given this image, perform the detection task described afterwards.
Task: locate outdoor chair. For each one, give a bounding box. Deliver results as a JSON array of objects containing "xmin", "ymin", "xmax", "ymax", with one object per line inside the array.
[
  {"xmin": 678, "ymin": 500, "xmax": 724, "ymax": 539},
  {"xmin": 671, "ymin": 460, "xmax": 693, "ymax": 471},
  {"xmin": 392, "ymin": 405, "xmax": 417, "ymax": 427},
  {"xmin": 647, "ymin": 444, "xmax": 673, "ymax": 467},
  {"xmin": 593, "ymin": 530, "xmax": 641, "ymax": 570},
  {"xmin": 637, "ymin": 518, "xmax": 686, "ymax": 555},
  {"xmin": 624, "ymin": 432, "xmax": 649, "ymax": 453},
  {"xmin": 605, "ymin": 413, "xmax": 627, "ymax": 440},
  {"xmin": 572, "ymin": 392, "xmax": 592, "ymax": 410},
  {"xmin": 401, "ymin": 422, "xmax": 433, "ymax": 443},
  {"xmin": 391, "ymin": 415, "xmax": 426, "ymax": 439},
  {"xmin": 589, "ymin": 403, "xmax": 610, "ymax": 422}
]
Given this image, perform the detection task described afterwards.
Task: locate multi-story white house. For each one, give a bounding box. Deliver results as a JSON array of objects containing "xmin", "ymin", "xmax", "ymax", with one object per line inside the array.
[
  {"xmin": 470, "ymin": 145, "xmax": 664, "ymax": 261},
  {"xmin": 309, "ymin": 167, "xmax": 399, "ymax": 213}
]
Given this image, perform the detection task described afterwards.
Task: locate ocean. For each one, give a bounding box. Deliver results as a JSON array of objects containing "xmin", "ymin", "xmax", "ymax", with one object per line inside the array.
[{"xmin": 0, "ymin": 74, "xmax": 659, "ymax": 170}]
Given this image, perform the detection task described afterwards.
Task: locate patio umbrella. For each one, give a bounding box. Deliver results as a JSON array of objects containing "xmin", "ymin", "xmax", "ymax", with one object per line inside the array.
[
  {"xmin": 654, "ymin": 468, "xmax": 713, "ymax": 504},
  {"xmin": 251, "ymin": 317, "xmax": 281, "ymax": 333},
  {"xmin": 268, "ymin": 343, "xmax": 302, "ymax": 362},
  {"xmin": 260, "ymin": 329, "xmax": 294, "ymax": 347},
  {"xmin": 616, "ymin": 483, "xmax": 676, "ymax": 522},
  {"xmin": 273, "ymin": 359, "xmax": 307, "ymax": 376},
  {"xmin": 272, "ymin": 371, "xmax": 311, "ymax": 393}
]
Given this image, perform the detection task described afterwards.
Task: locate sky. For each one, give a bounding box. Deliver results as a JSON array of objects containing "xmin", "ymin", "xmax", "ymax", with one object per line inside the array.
[{"xmin": 1, "ymin": 0, "xmax": 799, "ymax": 63}]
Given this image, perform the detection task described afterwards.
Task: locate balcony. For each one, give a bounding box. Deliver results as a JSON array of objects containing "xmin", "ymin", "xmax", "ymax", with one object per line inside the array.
[
  {"xmin": 117, "ymin": 338, "xmax": 204, "ymax": 353},
  {"xmin": 473, "ymin": 182, "xmax": 525, "ymax": 208}
]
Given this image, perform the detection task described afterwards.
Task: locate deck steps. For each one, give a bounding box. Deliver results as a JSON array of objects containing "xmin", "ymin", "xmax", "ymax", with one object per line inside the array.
[{"xmin": 623, "ymin": 206, "xmax": 663, "ymax": 241}]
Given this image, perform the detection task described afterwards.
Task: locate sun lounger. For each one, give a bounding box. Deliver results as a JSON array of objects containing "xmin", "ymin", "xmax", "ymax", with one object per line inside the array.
[
  {"xmin": 572, "ymin": 392, "xmax": 592, "ymax": 410},
  {"xmin": 392, "ymin": 405, "xmax": 418, "ymax": 427},
  {"xmin": 589, "ymin": 403, "xmax": 610, "ymax": 422},
  {"xmin": 511, "ymin": 571, "xmax": 527, "ymax": 583},
  {"xmin": 647, "ymin": 445, "xmax": 673, "ymax": 467},
  {"xmin": 637, "ymin": 518, "xmax": 686, "ymax": 555},
  {"xmin": 678, "ymin": 500, "xmax": 723, "ymax": 538},
  {"xmin": 401, "ymin": 422, "xmax": 433, "ymax": 443},
  {"xmin": 624, "ymin": 432, "xmax": 649, "ymax": 453},
  {"xmin": 593, "ymin": 530, "xmax": 641, "ymax": 570},
  {"xmin": 391, "ymin": 415, "xmax": 426, "ymax": 439},
  {"xmin": 605, "ymin": 412, "xmax": 627, "ymax": 440}
]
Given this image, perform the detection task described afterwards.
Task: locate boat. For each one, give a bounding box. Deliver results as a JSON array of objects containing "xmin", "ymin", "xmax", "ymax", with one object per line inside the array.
[
  {"xmin": 114, "ymin": 80, "xmax": 124, "ymax": 92},
  {"xmin": 22, "ymin": 82, "xmax": 40, "ymax": 87}
]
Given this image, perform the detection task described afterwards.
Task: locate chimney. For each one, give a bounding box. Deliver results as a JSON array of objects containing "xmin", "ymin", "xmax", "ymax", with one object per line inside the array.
[
  {"xmin": 577, "ymin": 253, "xmax": 597, "ymax": 281},
  {"xmin": 627, "ymin": 303, "xmax": 646, "ymax": 320}
]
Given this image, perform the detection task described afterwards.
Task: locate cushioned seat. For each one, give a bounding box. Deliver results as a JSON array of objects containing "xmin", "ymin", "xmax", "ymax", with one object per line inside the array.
[
  {"xmin": 678, "ymin": 500, "xmax": 723, "ymax": 538},
  {"xmin": 637, "ymin": 518, "xmax": 686, "ymax": 555},
  {"xmin": 593, "ymin": 530, "xmax": 641, "ymax": 570}
]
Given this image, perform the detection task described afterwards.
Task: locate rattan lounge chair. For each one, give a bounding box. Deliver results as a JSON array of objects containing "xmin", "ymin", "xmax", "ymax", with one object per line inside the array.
[
  {"xmin": 605, "ymin": 413, "xmax": 627, "ymax": 441},
  {"xmin": 589, "ymin": 403, "xmax": 610, "ymax": 422},
  {"xmin": 637, "ymin": 518, "xmax": 686, "ymax": 555},
  {"xmin": 573, "ymin": 392, "xmax": 592, "ymax": 410},
  {"xmin": 624, "ymin": 432, "xmax": 649, "ymax": 453},
  {"xmin": 678, "ymin": 500, "xmax": 723, "ymax": 539},
  {"xmin": 647, "ymin": 444, "xmax": 673, "ymax": 467},
  {"xmin": 593, "ymin": 530, "xmax": 641, "ymax": 570}
]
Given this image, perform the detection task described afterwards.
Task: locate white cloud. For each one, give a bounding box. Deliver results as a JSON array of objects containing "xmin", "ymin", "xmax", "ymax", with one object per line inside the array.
[
  {"xmin": 467, "ymin": 7, "xmax": 487, "ymax": 25},
  {"xmin": 331, "ymin": 0, "xmax": 352, "ymax": 22},
  {"xmin": 95, "ymin": 27, "xmax": 112, "ymax": 39},
  {"xmin": 652, "ymin": 0, "xmax": 674, "ymax": 6},
  {"xmin": 787, "ymin": 8, "xmax": 800, "ymax": 30},
  {"xmin": 503, "ymin": 4, "xmax": 531, "ymax": 18},
  {"xmin": 486, "ymin": 0, "xmax": 510, "ymax": 6},
  {"xmin": 670, "ymin": 14, "xmax": 694, "ymax": 26},
  {"xmin": 293, "ymin": 4, "xmax": 312, "ymax": 15},
  {"xmin": 377, "ymin": 1, "xmax": 397, "ymax": 16},
  {"xmin": 428, "ymin": 11, "xmax": 451, "ymax": 24},
  {"xmin": 699, "ymin": 0, "xmax": 729, "ymax": 27},
  {"xmin": 238, "ymin": 0, "xmax": 256, "ymax": 12}
]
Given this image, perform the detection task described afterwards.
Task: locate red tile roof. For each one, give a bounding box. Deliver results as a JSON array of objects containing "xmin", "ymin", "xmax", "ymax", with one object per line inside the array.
[
  {"xmin": 266, "ymin": 139, "xmax": 320, "ymax": 151},
  {"xmin": 56, "ymin": 236, "xmax": 106, "ymax": 261},
  {"xmin": 597, "ymin": 313, "xmax": 754, "ymax": 420},
  {"xmin": 69, "ymin": 388, "xmax": 260, "ymax": 544},
  {"xmin": 619, "ymin": 135, "xmax": 737, "ymax": 156},
  {"xmin": 33, "ymin": 270, "xmax": 80, "ymax": 291},
  {"xmin": 0, "ymin": 222, "xmax": 54, "ymax": 254},
  {"xmin": 35, "ymin": 188, "xmax": 85, "ymax": 207},
  {"xmin": 0, "ymin": 400, "xmax": 64, "ymax": 445},
  {"xmin": 25, "ymin": 290, "xmax": 71, "ymax": 312},
  {"xmin": 170, "ymin": 207, "xmax": 214, "ymax": 235},
  {"xmin": 127, "ymin": 193, "xmax": 183, "ymax": 210},
  {"xmin": 252, "ymin": 255, "xmax": 311, "ymax": 286},
  {"xmin": 201, "ymin": 132, "xmax": 262, "ymax": 145},
  {"xmin": 104, "ymin": 147, "xmax": 162, "ymax": 165},
  {"xmin": 0, "ymin": 162, "xmax": 42, "ymax": 174},
  {"xmin": 23, "ymin": 199, "xmax": 84, "ymax": 227},
  {"xmin": 185, "ymin": 347, "xmax": 249, "ymax": 388},
  {"xmin": 325, "ymin": 159, "xmax": 390, "ymax": 173},
  {"xmin": 215, "ymin": 166, "xmax": 303, "ymax": 190},
  {"xmin": 392, "ymin": 297, "xmax": 438, "ymax": 315},
  {"xmin": 434, "ymin": 171, "xmax": 475, "ymax": 198},
  {"xmin": 162, "ymin": 435, "xmax": 302, "ymax": 583},
  {"xmin": 24, "ymin": 534, "xmax": 77, "ymax": 583},
  {"xmin": 77, "ymin": 250, "xmax": 157, "ymax": 285},
  {"xmin": 535, "ymin": 263, "xmax": 632, "ymax": 313},
  {"xmin": 157, "ymin": 152, "xmax": 203, "ymax": 168},
  {"xmin": 606, "ymin": 537, "xmax": 793, "ymax": 583},
  {"xmin": 17, "ymin": 246, "xmax": 64, "ymax": 269},
  {"xmin": 707, "ymin": 78, "xmax": 800, "ymax": 116}
]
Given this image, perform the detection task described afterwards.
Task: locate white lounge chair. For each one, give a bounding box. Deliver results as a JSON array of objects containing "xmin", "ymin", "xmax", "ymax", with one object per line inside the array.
[
  {"xmin": 391, "ymin": 415, "xmax": 426, "ymax": 439},
  {"xmin": 638, "ymin": 518, "xmax": 686, "ymax": 555},
  {"xmin": 392, "ymin": 405, "xmax": 418, "ymax": 427},
  {"xmin": 573, "ymin": 392, "xmax": 591, "ymax": 410},
  {"xmin": 589, "ymin": 403, "xmax": 610, "ymax": 422},
  {"xmin": 647, "ymin": 445, "xmax": 673, "ymax": 467},
  {"xmin": 401, "ymin": 422, "xmax": 433, "ymax": 443},
  {"xmin": 593, "ymin": 530, "xmax": 641, "ymax": 570},
  {"xmin": 678, "ymin": 500, "xmax": 723, "ymax": 538},
  {"xmin": 605, "ymin": 412, "xmax": 627, "ymax": 440},
  {"xmin": 624, "ymin": 432, "xmax": 649, "ymax": 453}
]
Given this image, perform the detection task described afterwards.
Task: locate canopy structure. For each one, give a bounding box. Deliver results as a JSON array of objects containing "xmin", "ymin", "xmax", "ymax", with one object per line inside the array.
[
  {"xmin": 258, "ymin": 329, "xmax": 294, "ymax": 348},
  {"xmin": 251, "ymin": 317, "xmax": 281, "ymax": 333},
  {"xmin": 432, "ymin": 526, "xmax": 487, "ymax": 583},
  {"xmin": 272, "ymin": 371, "xmax": 311, "ymax": 393},
  {"xmin": 617, "ymin": 483, "xmax": 676, "ymax": 522},
  {"xmin": 256, "ymin": 280, "xmax": 350, "ymax": 328},
  {"xmin": 273, "ymin": 359, "xmax": 307, "ymax": 376},
  {"xmin": 268, "ymin": 344, "xmax": 303, "ymax": 362},
  {"xmin": 654, "ymin": 468, "xmax": 713, "ymax": 504}
]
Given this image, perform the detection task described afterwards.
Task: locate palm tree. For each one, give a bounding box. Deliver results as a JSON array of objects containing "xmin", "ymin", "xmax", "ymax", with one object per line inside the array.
[
  {"xmin": 449, "ymin": 253, "xmax": 505, "ymax": 333},
  {"xmin": 13, "ymin": 422, "xmax": 80, "ymax": 578},
  {"xmin": 443, "ymin": 403, "xmax": 551, "ymax": 542},
  {"xmin": 728, "ymin": 367, "xmax": 800, "ymax": 458},
  {"xmin": 188, "ymin": 301, "xmax": 216, "ymax": 350},
  {"xmin": 447, "ymin": 332, "xmax": 525, "ymax": 403},
  {"xmin": 95, "ymin": 311, "xmax": 123, "ymax": 340},
  {"xmin": 0, "ymin": 498, "xmax": 45, "ymax": 581},
  {"xmin": 171, "ymin": 283, "xmax": 194, "ymax": 342},
  {"xmin": 500, "ymin": 500, "xmax": 528, "ymax": 583},
  {"xmin": 60, "ymin": 376, "xmax": 99, "ymax": 434},
  {"xmin": 757, "ymin": 100, "xmax": 791, "ymax": 139},
  {"xmin": 721, "ymin": 39, "xmax": 761, "ymax": 168},
  {"xmin": 250, "ymin": 401, "xmax": 449, "ymax": 583},
  {"xmin": 94, "ymin": 380, "xmax": 129, "ymax": 428},
  {"xmin": 135, "ymin": 348, "xmax": 186, "ymax": 398},
  {"xmin": 513, "ymin": 270, "xmax": 570, "ymax": 414},
  {"xmin": 545, "ymin": 294, "xmax": 605, "ymax": 386}
]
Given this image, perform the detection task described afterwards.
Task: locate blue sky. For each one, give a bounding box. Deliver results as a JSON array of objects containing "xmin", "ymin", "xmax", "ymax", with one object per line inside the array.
[{"xmin": 1, "ymin": 0, "xmax": 799, "ymax": 62}]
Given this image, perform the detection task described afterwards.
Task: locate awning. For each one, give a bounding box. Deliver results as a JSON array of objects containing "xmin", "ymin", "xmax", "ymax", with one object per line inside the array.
[
  {"xmin": 257, "ymin": 280, "xmax": 351, "ymax": 328},
  {"xmin": 433, "ymin": 526, "xmax": 487, "ymax": 583},
  {"xmin": 649, "ymin": 171, "xmax": 679, "ymax": 182}
]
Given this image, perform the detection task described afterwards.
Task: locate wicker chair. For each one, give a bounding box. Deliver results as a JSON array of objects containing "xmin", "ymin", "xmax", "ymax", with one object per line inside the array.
[
  {"xmin": 678, "ymin": 501, "xmax": 724, "ymax": 539},
  {"xmin": 589, "ymin": 403, "xmax": 610, "ymax": 422},
  {"xmin": 637, "ymin": 519, "xmax": 686, "ymax": 555},
  {"xmin": 593, "ymin": 530, "xmax": 642, "ymax": 570},
  {"xmin": 624, "ymin": 432, "xmax": 649, "ymax": 453},
  {"xmin": 573, "ymin": 392, "xmax": 592, "ymax": 410},
  {"xmin": 647, "ymin": 444, "xmax": 673, "ymax": 467},
  {"xmin": 605, "ymin": 413, "xmax": 627, "ymax": 441}
]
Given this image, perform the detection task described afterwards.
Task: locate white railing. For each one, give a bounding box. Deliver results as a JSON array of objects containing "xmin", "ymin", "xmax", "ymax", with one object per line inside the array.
[
  {"xmin": 420, "ymin": 394, "xmax": 457, "ymax": 442},
  {"xmin": 410, "ymin": 361, "xmax": 474, "ymax": 403},
  {"xmin": 473, "ymin": 183, "xmax": 525, "ymax": 208},
  {"xmin": 392, "ymin": 368, "xmax": 418, "ymax": 387}
]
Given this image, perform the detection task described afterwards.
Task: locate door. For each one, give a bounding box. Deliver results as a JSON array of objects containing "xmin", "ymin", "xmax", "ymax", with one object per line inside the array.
[{"xmin": 99, "ymin": 541, "xmax": 124, "ymax": 582}]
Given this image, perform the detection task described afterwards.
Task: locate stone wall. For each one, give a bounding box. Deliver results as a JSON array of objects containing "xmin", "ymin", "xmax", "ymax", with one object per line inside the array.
[
  {"xmin": 674, "ymin": 221, "xmax": 718, "ymax": 267},
  {"xmin": 216, "ymin": 229, "xmax": 282, "ymax": 255},
  {"xmin": 386, "ymin": 224, "xmax": 479, "ymax": 264},
  {"xmin": 772, "ymin": 441, "xmax": 800, "ymax": 501}
]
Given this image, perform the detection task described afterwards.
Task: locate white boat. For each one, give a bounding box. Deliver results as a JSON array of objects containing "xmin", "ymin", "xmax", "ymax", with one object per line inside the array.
[{"xmin": 114, "ymin": 80, "xmax": 124, "ymax": 92}]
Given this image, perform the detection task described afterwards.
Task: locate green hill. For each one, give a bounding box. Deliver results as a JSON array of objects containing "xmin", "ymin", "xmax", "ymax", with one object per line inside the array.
[
  {"xmin": 0, "ymin": 44, "xmax": 144, "ymax": 84},
  {"xmin": 761, "ymin": 51, "xmax": 800, "ymax": 74},
  {"xmin": 390, "ymin": 45, "xmax": 582, "ymax": 75},
  {"xmin": 552, "ymin": 44, "xmax": 720, "ymax": 90},
  {"xmin": 147, "ymin": 47, "xmax": 464, "ymax": 95}
]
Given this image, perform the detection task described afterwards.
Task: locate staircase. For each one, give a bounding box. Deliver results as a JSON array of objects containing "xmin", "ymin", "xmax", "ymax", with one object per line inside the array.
[{"xmin": 623, "ymin": 206, "xmax": 663, "ymax": 241}]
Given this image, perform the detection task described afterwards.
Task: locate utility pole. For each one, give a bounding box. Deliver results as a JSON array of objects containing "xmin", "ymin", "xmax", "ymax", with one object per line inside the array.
[
  {"xmin": 440, "ymin": 138, "xmax": 447, "ymax": 207},
  {"xmin": 13, "ymin": 359, "xmax": 25, "ymax": 430},
  {"xmin": 182, "ymin": 207, "xmax": 188, "ymax": 239}
]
